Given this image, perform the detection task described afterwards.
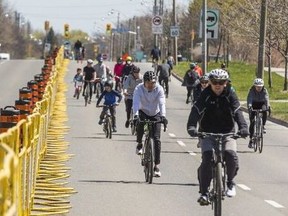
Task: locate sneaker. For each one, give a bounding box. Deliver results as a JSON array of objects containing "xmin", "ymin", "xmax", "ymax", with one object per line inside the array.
[
  {"xmin": 226, "ymin": 182, "xmax": 236, "ymax": 197},
  {"xmin": 98, "ymin": 119, "xmax": 103, "ymax": 125},
  {"xmin": 186, "ymin": 98, "xmax": 189, "ymax": 104},
  {"xmin": 136, "ymin": 143, "xmax": 143, "ymax": 155},
  {"xmin": 154, "ymin": 167, "xmax": 161, "ymax": 177},
  {"xmin": 248, "ymin": 139, "xmax": 253, "ymax": 149},
  {"xmin": 263, "ymin": 126, "xmax": 266, "ymax": 134},
  {"xmin": 112, "ymin": 126, "xmax": 117, "ymax": 132},
  {"xmin": 73, "ymin": 94, "xmax": 76, "ymax": 98},
  {"xmin": 125, "ymin": 120, "xmax": 130, "ymax": 128},
  {"xmin": 88, "ymin": 99, "xmax": 91, "ymax": 104},
  {"xmin": 197, "ymin": 194, "xmax": 210, "ymax": 206}
]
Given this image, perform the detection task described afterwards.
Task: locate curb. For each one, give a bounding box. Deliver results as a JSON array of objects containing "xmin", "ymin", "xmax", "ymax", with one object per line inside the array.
[{"xmin": 172, "ymin": 72, "xmax": 288, "ymax": 128}]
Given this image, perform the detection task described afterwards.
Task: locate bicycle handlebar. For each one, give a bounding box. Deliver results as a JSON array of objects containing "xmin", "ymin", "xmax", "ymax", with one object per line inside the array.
[
  {"xmin": 139, "ymin": 119, "xmax": 167, "ymax": 132},
  {"xmin": 96, "ymin": 104, "xmax": 118, "ymax": 108},
  {"xmin": 197, "ymin": 132, "xmax": 241, "ymax": 139}
]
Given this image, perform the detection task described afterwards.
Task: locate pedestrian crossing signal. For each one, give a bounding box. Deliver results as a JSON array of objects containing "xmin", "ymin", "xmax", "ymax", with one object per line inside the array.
[{"xmin": 106, "ymin": 24, "xmax": 112, "ymax": 32}]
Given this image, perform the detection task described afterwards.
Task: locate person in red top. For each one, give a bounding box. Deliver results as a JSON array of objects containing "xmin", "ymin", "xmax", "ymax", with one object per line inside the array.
[
  {"xmin": 114, "ymin": 57, "xmax": 124, "ymax": 92},
  {"xmin": 194, "ymin": 63, "xmax": 203, "ymax": 77}
]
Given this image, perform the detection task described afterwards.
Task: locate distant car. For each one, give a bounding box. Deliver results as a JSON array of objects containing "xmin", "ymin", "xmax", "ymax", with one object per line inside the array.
[{"xmin": 0, "ymin": 53, "xmax": 10, "ymax": 60}]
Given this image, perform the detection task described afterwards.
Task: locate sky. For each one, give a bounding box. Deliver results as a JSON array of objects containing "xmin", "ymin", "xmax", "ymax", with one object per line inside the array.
[{"xmin": 7, "ymin": 0, "xmax": 190, "ymax": 36}]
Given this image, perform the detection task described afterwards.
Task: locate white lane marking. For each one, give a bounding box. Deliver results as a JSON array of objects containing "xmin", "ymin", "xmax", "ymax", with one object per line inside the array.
[
  {"xmin": 264, "ymin": 200, "xmax": 285, "ymax": 208},
  {"xmin": 237, "ymin": 184, "xmax": 251, "ymax": 191},
  {"xmin": 0, "ymin": 61, "xmax": 6, "ymax": 65},
  {"xmin": 169, "ymin": 133, "xmax": 176, "ymax": 137},
  {"xmin": 187, "ymin": 150, "xmax": 197, "ymax": 156},
  {"xmin": 177, "ymin": 140, "xmax": 186, "ymax": 147}
]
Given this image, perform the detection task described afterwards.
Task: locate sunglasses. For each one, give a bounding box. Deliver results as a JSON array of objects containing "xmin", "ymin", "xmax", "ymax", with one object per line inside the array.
[
  {"xmin": 200, "ymin": 81, "xmax": 209, "ymax": 84},
  {"xmin": 211, "ymin": 80, "xmax": 226, "ymax": 85}
]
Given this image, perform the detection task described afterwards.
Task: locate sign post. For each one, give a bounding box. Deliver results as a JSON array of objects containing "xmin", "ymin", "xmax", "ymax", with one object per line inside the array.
[{"xmin": 152, "ymin": 15, "xmax": 163, "ymax": 34}]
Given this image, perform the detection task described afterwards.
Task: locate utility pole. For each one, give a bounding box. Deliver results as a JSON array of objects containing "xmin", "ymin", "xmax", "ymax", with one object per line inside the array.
[
  {"xmin": 201, "ymin": 0, "xmax": 207, "ymax": 74},
  {"xmin": 257, "ymin": 0, "xmax": 268, "ymax": 78},
  {"xmin": 173, "ymin": 0, "xmax": 178, "ymax": 65}
]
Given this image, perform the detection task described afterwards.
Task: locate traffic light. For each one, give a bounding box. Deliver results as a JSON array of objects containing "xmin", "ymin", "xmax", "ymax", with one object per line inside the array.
[
  {"xmin": 106, "ymin": 24, "xmax": 112, "ymax": 32},
  {"xmin": 44, "ymin": 21, "xmax": 50, "ymax": 31},
  {"xmin": 64, "ymin": 24, "xmax": 70, "ymax": 38}
]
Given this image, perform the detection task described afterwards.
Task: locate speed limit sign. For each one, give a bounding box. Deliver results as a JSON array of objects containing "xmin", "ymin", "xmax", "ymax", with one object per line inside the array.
[{"xmin": 170, "ymin": 26, "xmax": 179, "ymax": 37}]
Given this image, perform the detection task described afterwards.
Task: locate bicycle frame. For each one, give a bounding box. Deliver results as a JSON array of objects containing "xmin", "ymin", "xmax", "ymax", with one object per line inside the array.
[
  {"xmin": 84, "ymin": 81, "xmax": 92, "ymax": 106},
  {"xmin": 251, "ymin": 109, "xmax": 264, "ymax": 153}
]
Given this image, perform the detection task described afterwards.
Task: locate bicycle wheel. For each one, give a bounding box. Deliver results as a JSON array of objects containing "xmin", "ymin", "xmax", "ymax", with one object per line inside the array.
[
  {"xmin": 258, "ymin": 118, "xmax": 264, "ymax": 153},
  {"xmin": 144, "ymin": 138, "xmax": 154, "ymax": 184},
  {"xmin": 214, "ymin": 163, "xmax": 222, "ymax": 216},
  {"xmin": 96, "ymin": 83, "xmax": 101, "ymax": 99},
  {"xmin": 84, "ymin": 95, "xmax": 88, "ymax": 106},
  {"xmin": 253, "ymin": 119, "xmax": 258, "ymax": 152},
  {"xmin": 107, "ymin": 117, "xmax": 112, "ymax": 139}
]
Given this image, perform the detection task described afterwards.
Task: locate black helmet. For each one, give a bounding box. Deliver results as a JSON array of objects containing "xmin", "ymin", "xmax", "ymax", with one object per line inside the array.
[
  {"xmin": 117, "ymin": 57, "xmax": 122, "ymax": 62},
  {"xmin": 104, "ymin": 80, "xmax": 113, "ymax": 88},
  {"xmin": 143, "ymin": 71, "xmax": 156, "ymax": 82},
  {"xmin": 132, "ymin": 66, "xmax": 140, "ymax": 73}
]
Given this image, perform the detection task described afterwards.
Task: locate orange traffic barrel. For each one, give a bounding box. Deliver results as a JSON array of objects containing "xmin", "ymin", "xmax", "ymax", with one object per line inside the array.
[
  {"xmin": 0, "ymin": 106, "xmax": 20, "ymax": 134},
  {"xmin": 15, "ymin": 99, "xmax": 32, "ymax": 120},
  {"xmin": 27, "ymin": 80, "xmax": 38, "ymax": 106},
  {"xmin": 34, "ymin": 74, "xmax": 45, "ymax": 100},
  {"xmin": 19, "ymin": 87, "xmax": 32, "ymax": 100}
]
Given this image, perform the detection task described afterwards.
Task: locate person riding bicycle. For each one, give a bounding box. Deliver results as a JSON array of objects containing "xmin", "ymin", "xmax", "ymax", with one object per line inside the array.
[
  {"xmin": 247, "ymin": 78, "xmax": 271, "ymax": 148},
  {"xmin": 113, "ymin": 57, "xmax": 124, "ymax": 92},
  {"xmin": 82, "ymin": 59, "xmax": 96, "ymax": 103},
  {"xmin": 96, "ymin": 80, "xmax": 123, "ymax": 133},
  {"xmin": 73, "ymin": 68, "xmax": 84, "ymax": 98},
  {"xmin": 167, "ymin": 52, "xmax": 174, "ymax": 70},
  {"xmin": 156, "ymin": 59, "xmax": 171, "ymax": 98},
  {"xmin": 123, "ymin": 66, "xmax": 142, "ymax": 128},
  {"xmin": 133, "ymin": 71, "xmax": 168, "ymax": 178},
  {"xmin": 121, "ymin": 56, "xmax": 134, "ymax": 83},
  {"xmin": 93, "ymin": 56, "xmax": 107, "ymax": 94},
  {"xmin": 182, "ymin": 63, "xmax": 199, "ymax": 104},
  {"xmin": 187, "ymin": 69, "xmax": 249, "ymax": 206},
  {"xmin": 74, "ymin": 39, "xmax": 82, "ymax": 61},
  {"xmin": 192, "ymin": 74, "xmax": 209, "ymax": 104},
  {"xmin": 150, "ymin": 45, "xmax": 161, "ymax": 66}
]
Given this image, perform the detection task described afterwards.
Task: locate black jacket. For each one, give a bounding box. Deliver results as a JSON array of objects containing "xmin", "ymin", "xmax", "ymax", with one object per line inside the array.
[{"xmin": 187, "ymin": 85, "xmax": 247, "ymax": 133}]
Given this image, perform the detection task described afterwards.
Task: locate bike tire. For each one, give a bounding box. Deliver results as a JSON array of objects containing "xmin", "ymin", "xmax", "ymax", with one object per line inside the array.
[
  {"xmin": 144, "ymin": 138, "xmax": 154, "ymax": 184},
  {"xmin": 214, "ymin": 162, "xmax": 222, "ymax": 216},
  {"xmin": 108, "ymin": 118, "xmax": 112, "ymax": 139},
  {"xmin": 258, "ymin": 119, "xmax": 264, "ymax": 153}
]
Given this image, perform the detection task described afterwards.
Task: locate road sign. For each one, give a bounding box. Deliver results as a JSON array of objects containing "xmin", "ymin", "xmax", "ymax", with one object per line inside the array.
[
  {"xmin": 199, "ymin": 9, "xmax": 219, "ymax": 39},
  {"xmin": 170, "ymin": 26, "xmax": 179, "ymax": 37},
  {"xmin": 152, "ymin": 16, "xmax": 163, "ymax": 34}
]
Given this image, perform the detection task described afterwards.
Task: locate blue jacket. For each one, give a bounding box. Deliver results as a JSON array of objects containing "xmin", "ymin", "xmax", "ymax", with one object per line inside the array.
[{"xmin": 96, "ymin": 90, "xmax": 122, "ymax": 106}]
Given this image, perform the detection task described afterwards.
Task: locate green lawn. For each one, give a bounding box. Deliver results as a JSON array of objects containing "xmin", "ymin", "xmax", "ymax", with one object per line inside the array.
[{"xmin": 174, "ymin": 61, "xmax": 288, "ymax": 122}]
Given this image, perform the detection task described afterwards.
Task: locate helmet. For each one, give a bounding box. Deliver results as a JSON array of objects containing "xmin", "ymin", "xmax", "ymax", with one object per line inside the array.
[
  {"xmin": 104, "ymin": 80, "xmax": 113, "ymax": 88},
  {"xmin": 87, "ymin": 59, "xmax": 93, "ymax": 64},
  {"xmin": 190, "ymin": 63, "xmax": 196, "ymax": 69},
  {"xmin": 221, "ymin": 63, "xmax": 226, "ymax": 69},
  {"xmin": 143, "ymin": 71, "xmax": 156, "ymax": 82},
  {"xmin": 209, "ymin": 69, "xmax": 229, "ymax": 80},
  {"xmin": 97, "ymin": 56, "xmax": 103, "ymax": 62},
  {"xmin": 253, "ymin": 78, "xmax": 264, "ymax": 87},
  {"xmin": 117, "ymin": 57, "xmax": 122, "ymax": 62},
  {"xmin": 126, "ymin": 56, "xmax": 132, "ymax": 61},
  {"xmin": 132, "ymin": 66, "xmax": 140, "ymax": 73},
  {"xmin": 200, "ymin": 74, "xmax": 209, "ymax": 82}
]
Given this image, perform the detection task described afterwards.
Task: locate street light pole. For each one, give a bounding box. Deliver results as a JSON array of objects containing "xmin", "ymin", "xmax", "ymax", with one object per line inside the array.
[
  {"xmin": 201, "ymin": 0, "xmax": 207, "ymax": 74},
  {"xmin": 173, "ymin": 0, "xmax": 178, "ymax": 65}
]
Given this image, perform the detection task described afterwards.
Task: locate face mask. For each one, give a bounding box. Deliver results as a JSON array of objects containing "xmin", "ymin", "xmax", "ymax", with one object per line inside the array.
[{"xmin": 127, "ymin": 61, "xmax": 131, "ymax": 64}]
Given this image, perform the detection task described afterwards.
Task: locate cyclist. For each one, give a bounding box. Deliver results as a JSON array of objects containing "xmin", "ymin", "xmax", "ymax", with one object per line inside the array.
[
  {"xmin": 156, "ymin": 59, "xmax": 171, "ymax": 98},
  {"xmin": 247, "ymin": 78, "xmax": 271, "ymax": 148},
  {"xmin": 121, "ymin": 56, "xmax": 134, "ymax": 83},
  {"xmin": 74, "ymin": 39, "xmax": 82, "ymax": 61},
  {"xmin": 194, "ymin": 62, "xmax": 203, "ymax": 77},
  {"xmin": 192, "ymin": 74, "xmax": 209, "ymax": 104},
  {"xmin": 150, "ymin": 45, "xmax": 161, "ymax": 66},
  {"xmin": 96, "ymin": 80, "xmax": 123, "ymax": 132},
  {"xmin": 187, "ymin": 69, "xmax": 249, "ymax": 205},
  {"xmin": 113, "ymin": 57, "xmax": 124, "ymax": 92},
  {"xmin": 133, "ymin": 71, "xmax": 168, "ymax": 177},
  {"xmin": 73, "ymin": 68, "xmax": 84, "ymax": 97},
  {"xmin": 182, "ymin": 63, "xmax": 199, "ymax": 104},
  {"xmin": 93, "ymin": 56, "xmax": 107, "ymax": 94},
  {"xmin": 167, "ymin": 52, "xmax": 174, "ymax": 70},
  {"xmin": 123, "ymin": 66, "xmax": 142, "ymax": 128},
  {"xmin": 82, "ymin": 59, "xmax": 96, "ymax": 103}
]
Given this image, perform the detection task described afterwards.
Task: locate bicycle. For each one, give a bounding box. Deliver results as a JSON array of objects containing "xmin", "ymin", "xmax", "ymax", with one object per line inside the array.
[
  {"xmin": 129, "ymin": 109, "xmax": 137, "ymax": 136},
  {"xmin": 159, "ymin": 78, "xmax": 168, "ymax": 98},
  {"xmin": 152, "ymin": 59, "xmax": 159, "ymax": 73},
  {"xmin": 97, "ymin": 105, "xmax": 115, "ymax": 139},
  {"xmin": 84, "ymin": 81, "xmax": 93, "ymax": 106},
  {"xmin": 197, "ymin": 132, "xmax": 241, "ymax": 216},
  {"xmin": 139, "ymin": 119, "xmax": 166, "ymax": 184},
  {"xmin": 250, "ymin": 108, "xmax": 266, "ymax": 153},
  {"xmin": 94, "ymin": 78, "xmax": 102, "ymax": 99}
]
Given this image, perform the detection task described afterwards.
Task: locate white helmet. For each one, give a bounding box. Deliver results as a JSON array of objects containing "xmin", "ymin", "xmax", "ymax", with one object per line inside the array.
[
  {"xmin": 87, "ymin": 59, "xmax": 93, "ymax": 64},
  {"xmin": 209, "ymin": 69, "xmax": 229, "ymax": 80},
  {"xmin": 254, "ymin": 78, "xmax": 264, "ymax": 87}
]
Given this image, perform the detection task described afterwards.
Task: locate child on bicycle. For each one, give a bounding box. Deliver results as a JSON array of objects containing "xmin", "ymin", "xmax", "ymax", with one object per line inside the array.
[
  {"xmin": 187, "ymin": 69, "xmax": 249, "ymax": 205},
  {"xmin": 247, "ymin": 78, "xmax": 271, "ymax": 148},
  {"xmin": 96, "ymin": 80, "xmax": 123, "ymax": 132},
  {"xmin": 73, "ymin": 68, "xmax": 84, "ymax": 98}
]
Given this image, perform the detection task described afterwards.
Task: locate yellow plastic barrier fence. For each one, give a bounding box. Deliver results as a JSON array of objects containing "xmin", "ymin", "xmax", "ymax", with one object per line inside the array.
[{"xmin": 0, "ymin": 47, "xmax": 76, "ymax": 216}]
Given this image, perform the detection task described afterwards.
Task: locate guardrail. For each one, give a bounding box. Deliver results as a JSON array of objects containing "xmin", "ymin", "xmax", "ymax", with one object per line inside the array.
[{"xmin": 0, "ymin": 47, "xmax": 74, "ymax": 215}]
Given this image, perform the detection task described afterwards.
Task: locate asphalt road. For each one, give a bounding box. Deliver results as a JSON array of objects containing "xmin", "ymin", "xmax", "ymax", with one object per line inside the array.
[{"xmin": 1, "ymin": 60, "xmax": 288, "ymax": 216}]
